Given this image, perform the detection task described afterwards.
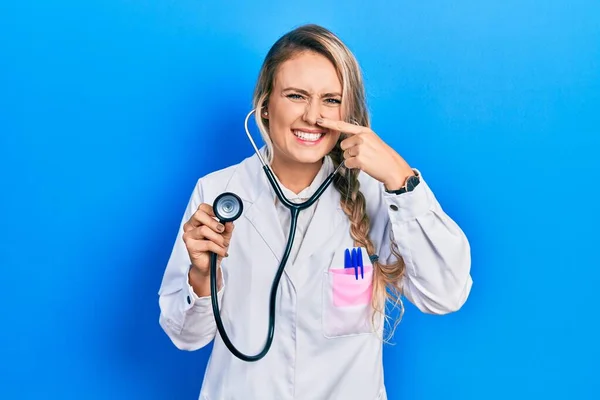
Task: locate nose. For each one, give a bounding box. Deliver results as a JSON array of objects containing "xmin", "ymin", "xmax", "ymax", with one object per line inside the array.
[{"xmin": 302, "ymin": 98, "xmax": 322, "ymax": 126}]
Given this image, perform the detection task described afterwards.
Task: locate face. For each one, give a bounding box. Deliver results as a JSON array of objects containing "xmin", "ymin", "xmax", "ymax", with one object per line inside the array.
[{"xmin": 264, "ymin": 51, "xmax": 343, "ymax": 167}]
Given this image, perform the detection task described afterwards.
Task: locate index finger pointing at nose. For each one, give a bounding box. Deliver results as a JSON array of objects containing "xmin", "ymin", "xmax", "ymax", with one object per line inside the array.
[{"xmin": 316, "ymin": 118, "xmax": 364, "ymax": 135}]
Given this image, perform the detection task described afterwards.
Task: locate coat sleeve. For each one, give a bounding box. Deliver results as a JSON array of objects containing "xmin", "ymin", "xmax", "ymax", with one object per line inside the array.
[
  {"xmin": 375, "ymin": 170, "xmax": 472, "ymax": 314},
  {"xmin": 157, "ymin": 178, "xmax": 225, "ymax": 351}
]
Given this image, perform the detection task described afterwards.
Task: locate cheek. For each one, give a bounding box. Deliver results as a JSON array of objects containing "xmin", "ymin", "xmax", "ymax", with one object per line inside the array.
[
  {"xmin": 269, "ymin": 115, "xmax": 291, "ymax": 139},
  {"xmin": 265, "ymin": 108, "xmax": 284, "ymax": 136},
  {"xmin": 322, "ymin": 107, "xmax": 342, "ymax": 120},
  {"xmin": 332, "ymin": 132, "xmax": 342, "ymax": 145},
  {"xmin": 270, "ymin": 103, "xmax": 301, "ymax": 128}
]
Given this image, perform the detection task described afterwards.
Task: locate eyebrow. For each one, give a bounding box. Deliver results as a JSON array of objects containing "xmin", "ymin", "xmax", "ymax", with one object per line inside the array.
[{"xmin": 282, "ymin": 87, "xmax": 342, "ymax": 97}]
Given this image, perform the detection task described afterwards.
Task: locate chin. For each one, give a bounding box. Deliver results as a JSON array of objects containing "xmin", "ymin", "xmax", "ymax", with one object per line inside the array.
[{"xmin": 290, "ymin": 151, "xmax": 326, "ymax": 165}]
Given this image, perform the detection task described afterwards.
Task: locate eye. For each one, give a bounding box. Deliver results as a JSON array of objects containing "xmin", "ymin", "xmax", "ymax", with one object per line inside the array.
[
  {"xmin": 286, "ymin": 93, "xmax": 305, "ymax": 100},
  {"xmin": 325, "ymin": 98, "xmax": 341, "ymax": 104}
]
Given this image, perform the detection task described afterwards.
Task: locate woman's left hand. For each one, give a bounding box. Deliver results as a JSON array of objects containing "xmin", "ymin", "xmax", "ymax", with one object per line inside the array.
[{"xmin": 316, "ymin": 117, "xmax": 415, "ymax": 191}]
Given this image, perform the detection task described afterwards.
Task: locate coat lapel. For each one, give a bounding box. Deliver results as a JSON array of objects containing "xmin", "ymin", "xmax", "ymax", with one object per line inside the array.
[
  {"xmin": 243, "ymin": 182, "xmax": 286, "ymax": 263},
  {"xmin": 233, "ymin": 152, "xmax": 286, "ymax": 264}
]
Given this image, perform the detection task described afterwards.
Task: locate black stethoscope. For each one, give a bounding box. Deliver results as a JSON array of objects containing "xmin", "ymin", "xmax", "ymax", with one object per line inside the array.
[{"xmin": 209, "ymin": 109, "xmax": 345, "ymax": 362}]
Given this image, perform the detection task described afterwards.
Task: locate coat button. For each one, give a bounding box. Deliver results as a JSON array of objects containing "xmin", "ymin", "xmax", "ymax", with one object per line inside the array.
[
  {"xmin": 187, "ymin": 295, "xmax": 191, "ymax": 304},
  {"xmin": 390, "ymin": 204, "xmax": 398, "ymax": 211}
]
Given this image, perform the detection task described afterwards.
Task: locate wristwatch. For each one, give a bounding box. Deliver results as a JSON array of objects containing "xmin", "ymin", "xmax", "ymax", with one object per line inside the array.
[{"xmin": 385, "ymin": 173, "xmax": 420, "ymax": 194}]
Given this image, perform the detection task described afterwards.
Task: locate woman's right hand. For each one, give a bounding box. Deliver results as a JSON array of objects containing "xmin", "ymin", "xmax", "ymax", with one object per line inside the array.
[{"xmin": 183, "ymin": 203, "xmax": 234, "ymax": 278}]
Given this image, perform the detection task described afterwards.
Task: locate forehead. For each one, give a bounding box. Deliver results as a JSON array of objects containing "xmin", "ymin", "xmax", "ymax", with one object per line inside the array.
[{"xmin": 274, "ymin": 51, "xmax": 342, "ymax": 91}]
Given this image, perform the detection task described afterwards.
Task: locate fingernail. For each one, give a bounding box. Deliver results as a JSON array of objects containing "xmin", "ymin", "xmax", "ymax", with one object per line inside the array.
[
  {"xmin": 224, "ymin": 241, "xmax": 229, "ymax": 247},
  {"xmin": 316, "ymin": 118, "xmax": 324, "ymax": 124},
  {"xmin": 226, "ymin": 252, "xmax": 229, "ymax": 257},
  {"xmin": 217, "ymin": 224, "xmax": 225, "ymax": 232}
]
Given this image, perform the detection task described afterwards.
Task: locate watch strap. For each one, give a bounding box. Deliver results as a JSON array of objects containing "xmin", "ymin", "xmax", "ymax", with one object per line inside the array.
[{"xmin": 385, "ymin": 172, "xmax": 420, "ymax": 194}]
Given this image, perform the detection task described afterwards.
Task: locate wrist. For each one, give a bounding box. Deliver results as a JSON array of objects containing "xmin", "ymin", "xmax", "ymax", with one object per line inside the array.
[
  {"xmin": 189, "ymin": 264, "xmax": 221, "ymax": 297},
  {"xmin": 383, "ymin": 168, "xmax": 415, "ymax": 192}
]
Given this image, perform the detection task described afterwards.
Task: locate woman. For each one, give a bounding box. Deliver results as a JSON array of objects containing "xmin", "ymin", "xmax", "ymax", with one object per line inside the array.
[{"xmin": 158, "ymin": 24, "xmax": 472, "ymax": 400}]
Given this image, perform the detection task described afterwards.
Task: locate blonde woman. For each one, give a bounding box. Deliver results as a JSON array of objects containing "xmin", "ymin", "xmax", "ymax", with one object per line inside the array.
[{"xmin": 158, "ymin": 24, "xmax": 472, "ymax": 400}]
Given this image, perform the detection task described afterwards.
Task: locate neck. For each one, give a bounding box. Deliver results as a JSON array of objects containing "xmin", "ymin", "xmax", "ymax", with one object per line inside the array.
[{"xmin": 270, "ymin": 156, "xmax": 323, "ymax": 194}]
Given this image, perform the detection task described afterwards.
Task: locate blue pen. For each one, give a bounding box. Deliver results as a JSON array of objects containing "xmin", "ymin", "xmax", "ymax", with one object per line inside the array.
[
  {"xmin": 344, "ymin": 248, "xmax": 351, "ymax": 270},
  {"xmin": 357, "ymin": 247, "xmax": 364, "ymax": 279},
  {"xmin": 351, "ymin": 248, "xmax": 358, "ymax": 280}
]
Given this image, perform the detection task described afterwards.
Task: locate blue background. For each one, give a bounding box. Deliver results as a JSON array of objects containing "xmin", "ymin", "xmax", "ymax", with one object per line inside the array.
[{"xmin": 1, "ymin": 1, "xmax": 599, "ymax": 399}]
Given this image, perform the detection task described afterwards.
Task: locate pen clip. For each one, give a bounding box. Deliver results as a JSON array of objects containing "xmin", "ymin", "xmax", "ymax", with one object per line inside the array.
[
  {"xmin": 357, "ymin": 247, "xmax": 364, "ymax": 279},
  {"xmin": 344, "ymin": 248, "xmax": 351, "ymax": 269},
  {"xmin": 351, "ymin": 248, "xmax": 358, "ymax": 280}
]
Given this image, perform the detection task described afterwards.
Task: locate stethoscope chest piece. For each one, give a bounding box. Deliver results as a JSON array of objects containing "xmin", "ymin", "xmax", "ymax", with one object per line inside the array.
[{"xmin": 213, "ymin": 192, "xmax": 244, "ymax": 223}]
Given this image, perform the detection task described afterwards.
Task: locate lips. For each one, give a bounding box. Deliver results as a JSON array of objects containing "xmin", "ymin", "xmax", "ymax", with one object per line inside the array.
[{"xmin": 292, "ymin": 130, "xmax": 325, "ymax": 142}]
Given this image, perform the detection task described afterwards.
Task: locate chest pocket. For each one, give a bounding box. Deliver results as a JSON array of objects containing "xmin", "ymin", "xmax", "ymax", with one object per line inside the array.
[{"xmin": 322, "ymin": 247, "xmax": 376, "ymax": 338}]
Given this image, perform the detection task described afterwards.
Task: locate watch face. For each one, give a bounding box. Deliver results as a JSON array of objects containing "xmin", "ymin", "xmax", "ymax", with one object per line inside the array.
[{"xmin": 407, "ymin": 175, "xmax": 420, "ymax": 191}]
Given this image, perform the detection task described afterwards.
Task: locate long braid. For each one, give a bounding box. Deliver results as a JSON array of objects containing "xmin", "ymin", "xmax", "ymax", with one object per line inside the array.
[{"xmin": 329, "ymin": 145, "xmax": 406, "ymax": 341}]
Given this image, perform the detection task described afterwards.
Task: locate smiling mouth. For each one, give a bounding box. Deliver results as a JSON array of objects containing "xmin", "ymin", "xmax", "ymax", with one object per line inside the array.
[{"xmin": 292, "ymin": 130, "xmax": 325, "ymax": 142}]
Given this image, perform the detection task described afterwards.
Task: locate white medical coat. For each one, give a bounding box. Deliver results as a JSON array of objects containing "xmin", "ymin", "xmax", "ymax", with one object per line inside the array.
[{"xmin": 158, "ymin": 149, "xmax": 472, "ymax": 400}]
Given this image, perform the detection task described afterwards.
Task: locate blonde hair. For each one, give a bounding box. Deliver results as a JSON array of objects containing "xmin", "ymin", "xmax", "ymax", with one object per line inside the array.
[{"xmin": 252, "ymin": 24, "xmax": 405, "ymax": 340}]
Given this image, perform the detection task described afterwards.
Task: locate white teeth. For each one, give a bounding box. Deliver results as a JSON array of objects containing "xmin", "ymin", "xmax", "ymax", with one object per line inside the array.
[{"xmin": 293, "ymin": 130, "xmax": 324, "ymax": 141}]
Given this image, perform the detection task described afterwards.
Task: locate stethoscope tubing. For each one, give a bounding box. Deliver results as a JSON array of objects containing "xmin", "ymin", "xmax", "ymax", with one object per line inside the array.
[{"xmin": 208, "ymin": 110, "xmax": 344, "ymax": 362}]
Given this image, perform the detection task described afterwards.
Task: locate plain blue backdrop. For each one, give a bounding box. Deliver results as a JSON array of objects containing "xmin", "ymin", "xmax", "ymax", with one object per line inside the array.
[{"xmin": 1, "ymin": 1, "xmax": 599, "ymax": 399}]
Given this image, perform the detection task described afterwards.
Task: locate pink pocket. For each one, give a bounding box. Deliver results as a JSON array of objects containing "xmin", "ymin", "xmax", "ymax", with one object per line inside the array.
[{"xmin": 330, "ymin": 266, "xmax": 373, "ymax": 307}]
